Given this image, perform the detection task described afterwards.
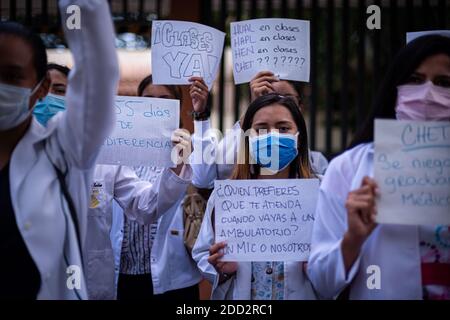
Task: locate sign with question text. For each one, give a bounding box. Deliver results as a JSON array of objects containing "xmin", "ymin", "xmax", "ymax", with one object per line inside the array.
[
  {"xmin": 214, "ymin": 179, "xmax": 319, "ymax": 262},
  {"xmin": 230, "ymin": 18, "xmax": 310, "ymax": 84}
]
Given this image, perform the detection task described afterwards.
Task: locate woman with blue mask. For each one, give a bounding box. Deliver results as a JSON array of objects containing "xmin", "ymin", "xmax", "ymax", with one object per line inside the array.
[
  {"xmin": 0, "ymin": 0, "xmax": 119, "ymax": 300},
  {"xmin": 33, "ymin": 63, "xmax": 70, "ymax": 126},
  {"xmin": 307, "ymin": 35, "xmax": 450, "ymax": 300},
  {"xmin": 192, "ymin": 93, "xmax": 318, "ymax": 300}
]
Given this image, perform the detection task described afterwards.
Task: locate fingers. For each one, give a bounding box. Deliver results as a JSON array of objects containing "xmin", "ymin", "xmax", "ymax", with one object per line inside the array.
[
  {"xmin": 171, "ymin": 129, "xmax": 191, "ymax": 144},
  {"xmin": 362, "ymin": 176, "xmax": 379, "ymax": 195},
  {"xmin": 207, "ymin": 252, "xmax": 224, "ymax": 266},
  {"xmin": 251, "ymin": 71, "xmax": 275, "ymax": 81},
  {"xmin": 189, "ymin": 77, "xmax": 208, "ymax": 94},
  {"xmin": 208, "ymin": 242, "xmax": 227, "ymax": 267},
  {"xmin": 209, "ymin": 242, "xmax": 226, "ymax": 256},
  {"xmin": 251, "ymin": 75, "xmax": 279, "ymax": 85}
]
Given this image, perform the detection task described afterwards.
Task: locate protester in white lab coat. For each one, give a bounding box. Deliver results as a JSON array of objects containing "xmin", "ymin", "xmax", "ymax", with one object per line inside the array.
[
  {"xmin": 115, "ymin": 75, "xmax": 202, "ymax": 300},
  {"xmin": 34, "ymin": 67, "xmax": 194, "ymax": 300},
  {"xmin": 0, "ymin": 0, "xmax": 119, "ymax": 299},
  {"xmin": 190, "ymin": 73, "xmax": 328, "ymax": 190},
  {"xmin": 307, "ymin": 35, "xmax": 450, "ymax": 300},
  {"xmin": 192, "ymin": 93, "xmax": 318, "ymax": 300}
]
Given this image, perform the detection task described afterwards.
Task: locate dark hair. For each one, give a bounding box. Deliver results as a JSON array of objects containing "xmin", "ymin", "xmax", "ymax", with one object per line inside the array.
[
  {"xmin": 349, "ymin": 35, "xmax": 450, "ymax": 148},
  {"xmin": 47, "ymin": 63, "xmax": 71, "ymax": 77},
  {"xmin": 0, "ymin": 21, "xmax": 47, "ymax": 82},
  {"xmin": 231, "ymin": 93, "xmax": 314, "ymax": 180},
  {"xmin": 137, "ymin": 74, "xmax": 183, "ymax": 102}
]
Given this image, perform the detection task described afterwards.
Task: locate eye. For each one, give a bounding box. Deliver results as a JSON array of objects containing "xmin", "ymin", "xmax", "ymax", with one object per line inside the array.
[
  {"xmin": 434, "ymin": 77, "xmax": 450, "ymax": 88},
  {"xmin": 54, "ymin": 88, "xmax": 66, "ymax": 95},
  {"xmin": 279, "ymin": 126, "xmax": 290, "ymax": 133},
  {"xmin": 405, "ymin": 74, "xmax": 425, "ymax": 85}
]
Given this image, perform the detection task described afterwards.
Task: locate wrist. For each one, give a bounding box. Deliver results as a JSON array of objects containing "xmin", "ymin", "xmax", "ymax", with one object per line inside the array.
[
  {"xmin": 192, "ymin": 108, "xmax": 211, "ymax": 121},
  {"xmin": 218, "ymin": 270, "xmax": 236, "ymax": 285},
  {"xmin": 342, "ymin": 231, "xmax": 365, "ymax": 254}
]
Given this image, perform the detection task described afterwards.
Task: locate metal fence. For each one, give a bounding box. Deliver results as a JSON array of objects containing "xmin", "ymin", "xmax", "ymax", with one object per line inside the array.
[
  {"xmin": 201, "ymin": 0, "xmax": 450, "ymax": 158},
  {"xmin": 2, "ymin": 0, "xmax": 449, "ymax": 158}
]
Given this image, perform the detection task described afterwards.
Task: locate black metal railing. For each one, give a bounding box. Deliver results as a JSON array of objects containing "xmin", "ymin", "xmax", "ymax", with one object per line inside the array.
[
  {"xmin": 201, "ymin": 0, "xmax": 449, "ymax": 158},
  {"xmin": 2, "ymin": 0, "xmax": 449, "ymax": 158}
]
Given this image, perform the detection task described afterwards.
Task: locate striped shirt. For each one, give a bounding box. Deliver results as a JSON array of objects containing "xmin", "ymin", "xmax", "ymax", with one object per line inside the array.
[{"xmin": 119, "ymin": 166, "xmax": 164, "ymax": 275}]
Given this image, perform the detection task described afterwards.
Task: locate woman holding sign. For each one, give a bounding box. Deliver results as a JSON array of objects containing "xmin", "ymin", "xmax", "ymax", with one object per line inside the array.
[
  {"xmin": 113, "ymin": 75, "xmax": 203, "ymax": 300},
  {"xmin": 308, "ymin": 35, "xmax": 450, "ymax": 300},
  {"xmin": 192, "ymin": 93, "xmax": 318, "ymax": 300},
  {"xmin": 190, "ymin": 72, "xmax": 328, "ymax": 191}
]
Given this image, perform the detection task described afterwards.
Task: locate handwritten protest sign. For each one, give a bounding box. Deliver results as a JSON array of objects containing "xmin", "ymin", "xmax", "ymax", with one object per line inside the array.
[
  {"xmin": 97, "ymin": 96, "xmax": 180, "ymax": 168},
  {"xmin": 151, "ymin": 20, "xmax": 225, "ymax": 89},
  {"xmin": 214, "ymin": 179, "xmax": 319, "ymax": 262},
  {"xmin": 407, "ymin": 30, "xmax": 450, "ymax": 43},
  {"xmin": 374, "ymin": 119, "xmax": 450, "ymax": 226},
  {"xmin": 230, "ymin": 18, "xmax": 310, "ymax": 85}
]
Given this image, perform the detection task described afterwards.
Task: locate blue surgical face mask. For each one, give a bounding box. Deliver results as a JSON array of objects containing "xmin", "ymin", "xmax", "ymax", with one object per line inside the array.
[
  {"xmin": 249, "ymin": 132, "xmax": 299, "ymax": 173},
  {"xmin": 0, "ymin": 81, "xmax": 42, "ymax": 131},
  {"xmin": 33, "ymin": 94, "xmax": 66, "ymax": 126}
]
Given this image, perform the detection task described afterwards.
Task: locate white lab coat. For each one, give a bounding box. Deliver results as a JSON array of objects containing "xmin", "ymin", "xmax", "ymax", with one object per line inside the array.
[
  {"xmin": 191, "ymin": 119, "xmax": 329, "ymax": 189},
  {"xmin": 307, "ymin": 143, "xmax": 423, "ymax": 300},
  {"xmin": 110, "ymin": 167, "xmax": 203, "ymax": 295},
  {"xmin": 84, "ymin": 164, "xmax": 195, "ymax": 299},
  {"xmin": 192, "ymin": 190, "xmax": 318, "ymax": 300},
  {"xmin": 8, "ymin": 0, "xmax": 119, "ymax": 299}
]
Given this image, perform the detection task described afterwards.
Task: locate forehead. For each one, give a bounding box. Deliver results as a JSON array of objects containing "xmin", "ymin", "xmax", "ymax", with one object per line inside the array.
[
  {"xmin": 0, "ymin": 34, "xmax": 36, "ymax": 77},
  {"xmin": 416, "ymin": 53, "xmax": 450, "ymax": 74},
  {"xmin": 253, "ymin": 103, "xmax": 295, "ymax": 123},
  {"xmin": 49, "ymin": 69, "xmax": 68, "ymax": 83},
  {"xmin": 142, "ymin": 84, "xmax": 174, "ymax": 97}
]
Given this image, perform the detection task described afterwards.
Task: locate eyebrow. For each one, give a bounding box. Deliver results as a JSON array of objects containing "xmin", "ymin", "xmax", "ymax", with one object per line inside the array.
[
  {"xmin": 52, "ymin": 83, "xmax": 67, "ymax": 88},
  {"xmin": 410, "ymin": 72, "xmax": 425, "ymax": 77},
  {"xmin": 253, "ymin": 120, "xmax": 294, "ymax": 126}
]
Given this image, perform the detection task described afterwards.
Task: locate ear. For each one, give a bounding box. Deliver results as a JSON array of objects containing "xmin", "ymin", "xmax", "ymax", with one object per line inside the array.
[
  {"xmin": 298, "ymin": 102, "xmax": 305, "ymax": 113},
  {"xmin": 29, "ymin": 72, "xmax": 51, "ymax": 109}
]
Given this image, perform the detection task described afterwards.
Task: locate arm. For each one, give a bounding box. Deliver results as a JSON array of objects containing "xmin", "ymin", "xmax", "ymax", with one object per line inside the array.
[
  {"xmin": 192, "ymin": 191, "xmax": 237, "ymax": 299},
  {"xmin": 307, "ymin": 156, "xmax": 362, "ymax": 299},
  {"xmin": 113, "ymin": 165, "xmax": 192, "ymax": 225},
  {"xmin": 57, "ymin": 0, "xmax": 119, "ymax": 169}
]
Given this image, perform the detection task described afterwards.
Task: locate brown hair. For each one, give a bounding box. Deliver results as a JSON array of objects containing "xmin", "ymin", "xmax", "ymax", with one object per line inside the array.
[
  {"xmin": 137, "ymin": 74, "xmax": 183, "ymax": 103},
  {"xmin": 231, "ymin": 93, "xmax": 315, "ymax": 180}
]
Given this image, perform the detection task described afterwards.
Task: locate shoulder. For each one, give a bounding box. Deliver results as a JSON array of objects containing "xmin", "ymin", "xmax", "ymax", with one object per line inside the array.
[{"xmin": 321, "ymin": 143, "xmax": 373, "ymax": 197}]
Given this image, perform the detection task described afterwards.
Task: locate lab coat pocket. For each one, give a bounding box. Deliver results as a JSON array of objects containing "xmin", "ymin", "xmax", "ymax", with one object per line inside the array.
[{"xmin": 86, "ymin": 249, "xmax": 116, "ymax": 300}]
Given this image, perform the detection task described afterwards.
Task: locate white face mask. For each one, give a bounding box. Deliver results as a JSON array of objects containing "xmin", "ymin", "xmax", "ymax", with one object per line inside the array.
[{"xmin": 0, "ymin": 81, "xmax": 42, "ymax": 131}]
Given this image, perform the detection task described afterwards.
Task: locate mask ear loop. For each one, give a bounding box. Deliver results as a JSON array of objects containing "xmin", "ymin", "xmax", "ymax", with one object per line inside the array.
[{"xmin": 28, "ymin": 78, "xmax": 46, "ymax": 114}]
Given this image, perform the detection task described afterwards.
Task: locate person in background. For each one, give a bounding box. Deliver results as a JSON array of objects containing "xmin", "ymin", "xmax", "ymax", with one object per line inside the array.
[
  {"xmin": 307, "ymin": 35, "xmax": 450, "ymax": 300},
  {"xmin": 190, "ymin": 72, "xmax": 328, "ymax": 190},
  {"xmin": 32, "ymin": 64, "xmax": 70, "ymax": 125},
  {"xmin": 113, "ymin": 75, "xmax": 203, "ymax": 300},
  {"xmin": 192, "ymin": 93, "xmax": 318, "ymax": 300},
  {"xmin": 47, "ymin": 63, "xmax": 70, "ymax": 96},
  {"xmin": 34, "ymin": 65, "xmax": 194, "ymax": 300},
  {"xmin": 0, "ymin": 0, "xmax": 119, "ymax": 299}
]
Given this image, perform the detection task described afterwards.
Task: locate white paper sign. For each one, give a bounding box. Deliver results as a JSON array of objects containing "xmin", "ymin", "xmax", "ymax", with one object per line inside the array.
[
  {"xmin": 151, "ymin": 20, "xmax": 225, "ymax": 89},
  {"xmin": 97, "ymin": 96, "xmax": 180, "ymax": 168},
  {"xmin": 230, "ymin": 18, "xmax": 310, "ymax": 85},
  {"xmin": 407, "ymin": 30, "xmax": 450, "ymax": 43},
  {"xmin": 374, "ymin": 119, "xmax": 450, "ymax": 226},
  {"xmin": 214, "ymin": 179, "xmax": 319, "ymax": 262}
]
